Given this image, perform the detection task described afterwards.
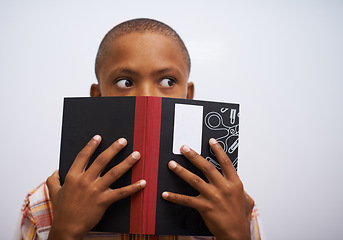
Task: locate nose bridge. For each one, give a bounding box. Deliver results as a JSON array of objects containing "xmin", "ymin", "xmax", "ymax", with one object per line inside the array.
[{"xmin": 137, "ymin": 79, "xmax": 155, "ymax": 96}]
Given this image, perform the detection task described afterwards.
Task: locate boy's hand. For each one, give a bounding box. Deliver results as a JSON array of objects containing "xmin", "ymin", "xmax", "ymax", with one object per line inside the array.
[
  {"xmin": 46, "ymin": 135, "xmax": 146, "ymax": 240},
  {"xmin": 162, "ymin": 138, "xmax": 254, "ymax": 240}
]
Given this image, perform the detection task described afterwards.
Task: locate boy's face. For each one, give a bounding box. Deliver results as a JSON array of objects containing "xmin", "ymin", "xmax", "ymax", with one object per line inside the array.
[{"xmin": 91, "ymin": 32, "xmax": 194, "ymax": 99}]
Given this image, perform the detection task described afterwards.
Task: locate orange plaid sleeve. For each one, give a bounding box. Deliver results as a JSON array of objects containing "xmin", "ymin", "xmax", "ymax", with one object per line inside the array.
[
  {"xmin": 20, "ymin": 182, "xmax": 53, "ymax": 240},
  {"xmin": 250, "ymin": 207, "xmax": 264, "ymax": 240},
  {"xmin": 19, "ymin": 182, "xmax": 263, "ymax": 240}
]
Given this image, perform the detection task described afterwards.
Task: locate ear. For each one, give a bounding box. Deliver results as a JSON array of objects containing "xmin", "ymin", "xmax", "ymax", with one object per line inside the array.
[
  {"xmin": 90, "ymin": 83, "xmax": 101, "ymax": 97},
  {"xmin": 186, "ymin": 82, "xmax": 194, "ymax": 99}
]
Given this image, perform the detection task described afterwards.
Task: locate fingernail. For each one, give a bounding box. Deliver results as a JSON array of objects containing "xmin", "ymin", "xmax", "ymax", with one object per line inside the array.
[
  {"xmin": 162, "ymin": 192, "xmax": 169, "ymax": 198},
  {"xmin": 139, "ymin": 179, "xmax": 146, "ymax": 187},
  {"xmin": 169, "ymin": 160, "xmax": 177, "ymax": 169},
  {"xmin": 181, "ymin": 145, "xmax": 190, "ymax": 153},
  {"xmin": 118, "ymin": 138, "xmax": 127, "ymax": 146},
  {"xmin": 210, "ymin": 138, "xmax": 217, "ymax": 144},
  {"xmin": 93, "ymin": 135, "xmax": 101, "ymax": 141},
  {"xmin": 132, "ymin": 151, "xmax": 140, "ymax": 160}
]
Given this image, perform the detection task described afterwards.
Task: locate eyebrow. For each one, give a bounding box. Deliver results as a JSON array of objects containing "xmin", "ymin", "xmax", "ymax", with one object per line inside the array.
[
  {"xmin": 115, "ymin": 68, "xmax": 139, "ymax": 76},
  {"xmin": 112, "ymin": 67, "xmax": 179, "ymax": 77},
  {"xmin": 154, "ymin": 68, "xmax": 176, "ymax": 75}
]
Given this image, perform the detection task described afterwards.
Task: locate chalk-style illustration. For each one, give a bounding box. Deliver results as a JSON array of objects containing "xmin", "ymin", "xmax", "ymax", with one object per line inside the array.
[
  {"xmin": 221, "ymin": 107, "xmax": 229, "ymax": 113},
  {"xmin": 205, "ymin": 111, "xmax": 239, "ymax": 153},
  {"xmin": 204, "ymin": 109, "xmax": 239, "ymax": 170},
  {"xmin": 230, "ymin": 109, "xmax": 236, "ymax": 124},
  {"xmin": 206, "ymin": 156, "xmax": 221, "ymax": 170},
  {"xmin": 228, "ymin": 138, "xmax": 239, "ymax": 154},
  {"xmin": 206, "ymin": 156, "xmax": 238, "ymax": 170},
  {"xmin": 232, "ymin": 157, "xmax": 238, "ymax": 169}
]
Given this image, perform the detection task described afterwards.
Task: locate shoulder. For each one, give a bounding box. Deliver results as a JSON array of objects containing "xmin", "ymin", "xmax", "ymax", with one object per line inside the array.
[{"xmin": 21, "ymin": 182, "xmax": 53, "ymax": 240}]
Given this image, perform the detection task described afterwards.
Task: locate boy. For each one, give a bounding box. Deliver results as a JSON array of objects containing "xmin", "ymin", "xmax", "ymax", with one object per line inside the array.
[{"xmin": 20, "ymin": 18, "xmax": 260, "ymax": 240}]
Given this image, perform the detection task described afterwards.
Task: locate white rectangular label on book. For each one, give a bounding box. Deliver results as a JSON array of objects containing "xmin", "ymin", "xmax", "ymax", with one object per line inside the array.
[{"xmin": 173, "ymin": 104, "xmax": 203, "ymax": 155}]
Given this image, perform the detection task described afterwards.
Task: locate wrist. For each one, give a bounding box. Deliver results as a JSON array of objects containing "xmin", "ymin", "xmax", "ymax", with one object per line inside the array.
[
  {"xmin": 48, "ymin": 222, "xmax": 85, "ymax": 240},
  {"xmin": 216, "ymin": 233, "xmax": 250, "ymax": 240},
  {"xmin": 215, "ymin": 226, "xmax": 250, "ymax": 240}
]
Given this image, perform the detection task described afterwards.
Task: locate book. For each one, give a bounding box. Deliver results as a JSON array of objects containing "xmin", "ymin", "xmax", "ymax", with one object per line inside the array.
[{"xmin": 59, "ymin": 96, "xmax": 240, "ymax": 236}]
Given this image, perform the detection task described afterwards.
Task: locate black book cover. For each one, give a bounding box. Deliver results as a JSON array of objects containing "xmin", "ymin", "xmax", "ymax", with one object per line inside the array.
[{"xmin": 59, "ymin": 96, "xmax": 239, "ymax": 236}]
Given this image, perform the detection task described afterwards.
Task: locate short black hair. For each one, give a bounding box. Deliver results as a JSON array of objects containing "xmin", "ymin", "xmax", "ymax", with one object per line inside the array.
[{"xmin": 95, "ymin": 18, "xmax": 191, "ymax": 80}]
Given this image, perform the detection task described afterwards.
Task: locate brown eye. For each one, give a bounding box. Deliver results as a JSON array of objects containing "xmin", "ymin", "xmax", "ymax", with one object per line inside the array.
[
  {"xmin": 160, "ymin": 78, "xmax": 175, "ymax": 87},
  {"xmin": 116, "ymin": 79, "xmax": 133, "ymax": 88}
]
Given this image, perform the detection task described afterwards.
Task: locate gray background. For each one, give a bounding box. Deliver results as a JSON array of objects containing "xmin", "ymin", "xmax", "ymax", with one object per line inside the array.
[{"xmin": 1, "ymin": 0, "xmax": 342, "ymax": 239}]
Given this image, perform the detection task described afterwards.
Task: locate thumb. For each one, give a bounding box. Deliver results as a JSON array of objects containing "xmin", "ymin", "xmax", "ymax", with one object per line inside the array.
[{"xmin": 46, "ymin": 170, "xmax": 61, "ymax": 201}]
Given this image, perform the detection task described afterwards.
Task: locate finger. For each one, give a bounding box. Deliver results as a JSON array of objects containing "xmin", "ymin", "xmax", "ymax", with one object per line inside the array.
[
  {"xmin": 85, "ymin": 138, "xmax": 127, "ymax": 179},
  {"xmin": 69, "ymin": 135, "xmax": 102, "ymax": 174},
  {"xmin": 46, "ymin": 170, "xmax": 62, "ymax": 201},
  {"xmin": 167, "ymin": 160, "xmax": 211, "ymax": 195},
  {"xmin": 161, "ymin": 191, "xmax": 202, "ymax": 210},
  {"xmin": 104, "ymin": 179, "xmax": 146, "ymax": 205},
  {"xmin": 209, "ymin": 138, "xmax": 238, "ymax": 181},
  {"xmin": 99, "ymin": 151, "xmax": 141, "ymax": 188},
  {"xmin": 180, "ymin": 145, "xmax": 223, "ymax": 185}
]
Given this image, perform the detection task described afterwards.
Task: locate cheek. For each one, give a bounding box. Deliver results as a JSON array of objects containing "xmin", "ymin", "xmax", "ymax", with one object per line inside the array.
[
  {"xmin": 177, "ymin": 87, "xmax": 188, "ymax": 98},
  {"xmin": 99, "ymin": 84, "xmax": 122, "ymax": 97},
  {"xmin": 100, "ymin": 85, "xmax": 138, "ymax": 97},
  {"xmin": 162, "ymin": 85, "xmax": 188, "ymax": 99}
]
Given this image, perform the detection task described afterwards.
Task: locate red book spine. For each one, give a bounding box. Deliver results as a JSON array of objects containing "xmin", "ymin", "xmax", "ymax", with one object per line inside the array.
[{"xmin": 130, "ymin": 96, "xmax": 162, "ymax": 234}]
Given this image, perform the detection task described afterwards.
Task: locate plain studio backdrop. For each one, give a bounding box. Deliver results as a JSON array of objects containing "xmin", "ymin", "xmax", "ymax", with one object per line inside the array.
[{"xmin": 1, "ymin": 1, "xmax": 342, "ymax": 239}]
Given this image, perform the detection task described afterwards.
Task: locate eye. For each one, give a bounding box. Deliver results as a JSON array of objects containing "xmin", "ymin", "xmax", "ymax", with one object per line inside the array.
[
  {"xmin": 116, "ymin": 79, "xmax": 133, "ymax": 88},
  {"xmin": 160, "ymin": 78, "xmax": 176, "ymax": 88}
]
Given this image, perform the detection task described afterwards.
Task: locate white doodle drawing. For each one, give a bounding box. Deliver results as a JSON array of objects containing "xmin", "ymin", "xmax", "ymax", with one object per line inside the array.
[
  {"xmin": 232, "ymin": 157, "xmax": 238, "ymax": 169},
  {"xmin": 206, "ymin": 156, "xmax": 221, "ymax": 170},
  {"xmin": 230, "ymin": 109, "xmax": 236, "ymax": 124},
  {"xmin": 206, "ymin": 156, "xmax": 238, "ymax": 170},
  {"xmin": 204, "ymin": 111, "xmax": 239, "ymax": 154},
  {"xmin": 221, "ymin": 107, "xmax": 229, "ymax": 113},
  {"xmin": 205, "ymin": 110, "xmax": 239, "ymax": 170},
  {"xmin": 228, "ymin": 138, "xmax": 239, "ymax": 154}
]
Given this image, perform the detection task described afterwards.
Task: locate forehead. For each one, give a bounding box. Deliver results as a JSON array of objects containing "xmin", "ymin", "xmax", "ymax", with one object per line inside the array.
[{"xmin": 98, "ymin": 32, "xmax": 189, "ymax": 81}]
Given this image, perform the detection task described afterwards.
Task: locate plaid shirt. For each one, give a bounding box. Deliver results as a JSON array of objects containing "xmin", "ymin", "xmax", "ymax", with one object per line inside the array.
[{"xmin": 19, "ymin": 182, "xmax": 263, "ymax": 240}]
